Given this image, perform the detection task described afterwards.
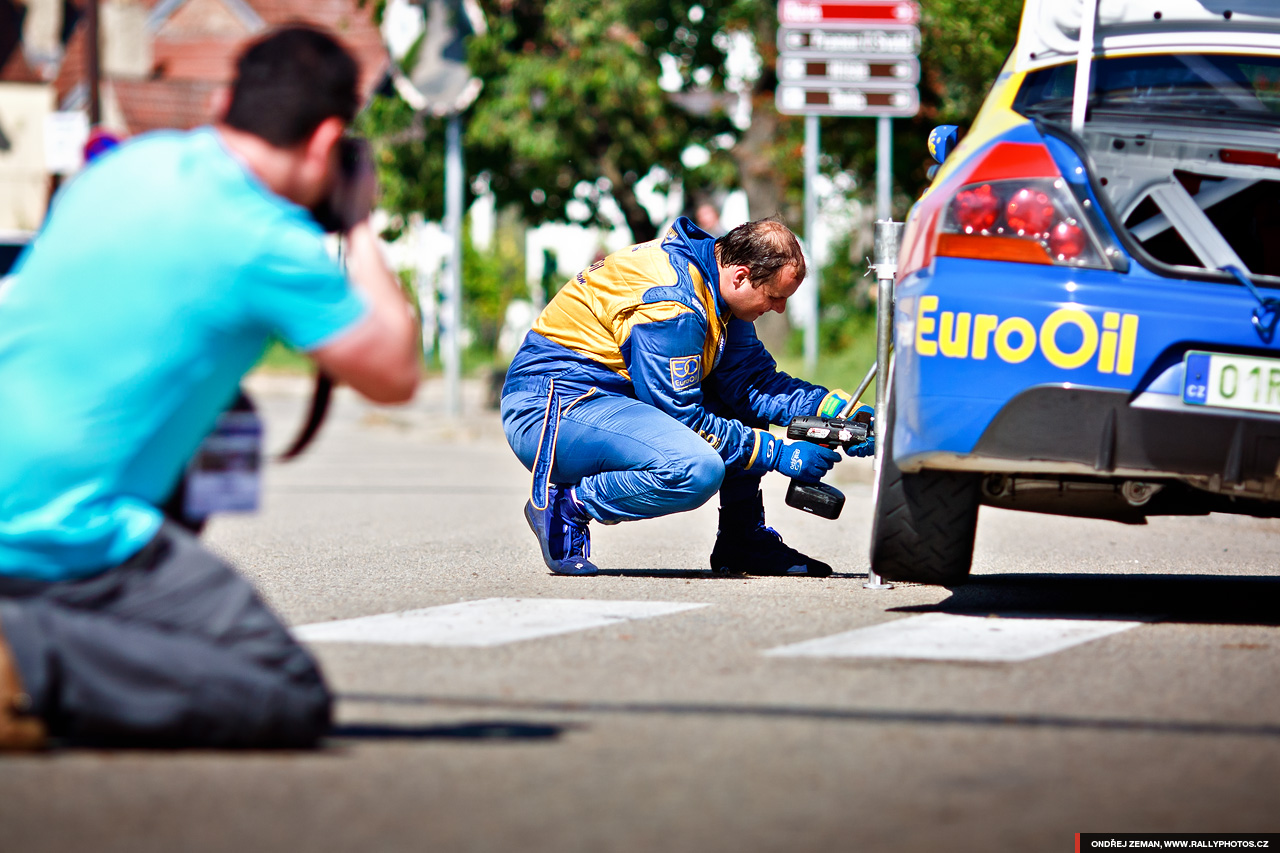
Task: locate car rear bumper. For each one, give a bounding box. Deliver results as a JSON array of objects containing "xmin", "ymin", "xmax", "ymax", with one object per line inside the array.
[
  {"xmin": 903, "ymin": 385, "xmax": 1280, "ymax": 487},
  {"xmin": 891, "ymin": 256, "xmax": 1280, "ymax": 480}
]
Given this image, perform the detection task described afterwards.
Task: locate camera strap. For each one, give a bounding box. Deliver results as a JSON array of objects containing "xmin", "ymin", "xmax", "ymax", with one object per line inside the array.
[{"xmin": 277, "ymin": 372, "xmax": 333, "ymax": 461}]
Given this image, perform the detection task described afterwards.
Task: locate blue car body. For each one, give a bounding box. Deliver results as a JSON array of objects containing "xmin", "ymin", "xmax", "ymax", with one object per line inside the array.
[{"xmin": 869, "ymin": 1, "xmax": 1280, "ymax": 582}]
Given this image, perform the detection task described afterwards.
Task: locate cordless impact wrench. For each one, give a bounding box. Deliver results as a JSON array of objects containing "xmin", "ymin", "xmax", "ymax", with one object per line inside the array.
[{"xmin": 783, "ymin": 407, "xmax": 873, "ymax": 520}]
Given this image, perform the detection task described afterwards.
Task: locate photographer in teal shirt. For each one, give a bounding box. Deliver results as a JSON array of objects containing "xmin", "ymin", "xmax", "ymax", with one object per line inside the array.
[{"xmin": 0, "ymin": 26, "xmax": 420, "ymax": 750}]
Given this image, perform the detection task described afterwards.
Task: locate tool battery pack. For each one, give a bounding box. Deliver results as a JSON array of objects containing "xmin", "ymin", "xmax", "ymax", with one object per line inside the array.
[{"xmin": 785, "ymin": 480, "xmax": 845, "ymax": 520}]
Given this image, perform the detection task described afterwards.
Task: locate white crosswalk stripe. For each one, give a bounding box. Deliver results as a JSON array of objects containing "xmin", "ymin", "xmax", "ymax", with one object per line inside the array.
[
  {"xmin": 764, "ymin": 613, "xmax": 1145, "ymax": 662},
  {"xmin": 293, "ymin": 597, "xmax": 710, "ymax": 647}
]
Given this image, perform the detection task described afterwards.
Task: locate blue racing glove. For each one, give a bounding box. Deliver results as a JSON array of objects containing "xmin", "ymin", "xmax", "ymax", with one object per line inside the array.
[
  {"xmin": 845, "ymin": 404, "xmax": 876, "ymax": 458},
  {"xmin": 768, "ymin": 436, "xmax": 842, "ymax": 483}
]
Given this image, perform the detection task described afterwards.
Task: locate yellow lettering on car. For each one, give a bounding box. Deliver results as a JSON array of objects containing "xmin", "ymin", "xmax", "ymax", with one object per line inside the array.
[
  {"xmin": 995, "ymin": 317, "xmax": 1036, "ymax": 363},
  {"xmin": 1040, "ymin": 308, "xmax": 1098, "ymax": 369},
  {"xmin": 971, "ymin": 314, "xmax": 999, "ymax": 360},
  {"xmin": 912, "ymin": 300, "xmax": 1139, "ymax": 375},
  {"xmin": 1117, "ymin": 314, "xmax": 1139, "ymax": 375},
  {"xmin": 939, "ymin": 312, "xmax": 970, "ymax": 358},
  {"xmin": 1098, "ymin": 312, "xmax": 1121, "ymax": 373},
  {"xmin": 915, "ymin": 296, "xmax": 939, "ymax": 356}
]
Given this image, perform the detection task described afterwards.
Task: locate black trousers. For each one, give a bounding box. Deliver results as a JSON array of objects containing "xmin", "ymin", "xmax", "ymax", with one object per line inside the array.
[{"xmin": 0, "ymin": 522, "xmax": 330, "ymax": 747}]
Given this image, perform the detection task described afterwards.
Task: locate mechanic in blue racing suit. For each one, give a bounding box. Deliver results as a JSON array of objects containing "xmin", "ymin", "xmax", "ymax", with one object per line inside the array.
[{"xmin": 501, "ymin": 217, "xmax": 874, "ymax": 577}]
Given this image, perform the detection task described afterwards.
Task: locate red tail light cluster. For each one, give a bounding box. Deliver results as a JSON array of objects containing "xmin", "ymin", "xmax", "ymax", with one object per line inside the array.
[
  {"xmin": 942, "ymin": 177, "xmax": 1103, "ymax": 267},
  {"xmin": 898, "ymin": 141, "xmax": 1110, "ymax": 279}
]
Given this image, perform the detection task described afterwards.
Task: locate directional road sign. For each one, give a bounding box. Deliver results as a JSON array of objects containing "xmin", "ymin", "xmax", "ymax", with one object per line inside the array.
[
  {"xmin": 775, "ymin": 0, "xmax": 919, "ymax": 118},
  {"xmin": 778, "ymin": 25, "xmax": 920, "ymax": 56},
  {"xmin": 778, "ymin": 0, "xmax": 919, "ymax": 26},
  {"xmin": 776, "ymin": 83, "xmax": 919, "ymax": 116},
  {"xmin": 778, "ymin": 55, "xmax": 919, "ymax": 86}
]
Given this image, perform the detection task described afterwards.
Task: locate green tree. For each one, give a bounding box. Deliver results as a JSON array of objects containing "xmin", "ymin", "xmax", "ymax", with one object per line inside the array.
[
  {"xmin": 365, "ymin": 0, "xmax": 1024, "ymax": 232},
  {"xmin": 466, "ymin": 0, "xmax": 711, "ymax": 241},
  {"xmin": 364, "ymin": 0, "xmax": 737, "ymax": 242},
  {"xmin": 462, "ymin": 211, "xmax": 526, "ymax": 356},
  {"xmin": 361, "ymin": 0, "xmax": 1026, "ymax": 360}
]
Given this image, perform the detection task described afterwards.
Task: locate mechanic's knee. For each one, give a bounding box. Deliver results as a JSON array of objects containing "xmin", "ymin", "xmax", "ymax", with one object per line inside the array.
[{"xmin": 662, "ymin": 451, "xmax": 724, "ymax": 511}]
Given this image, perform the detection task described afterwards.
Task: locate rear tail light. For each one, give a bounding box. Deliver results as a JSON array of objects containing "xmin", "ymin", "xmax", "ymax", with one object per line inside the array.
[
  {"xmin": 939, "ymin": 177, "xmax": 1105, "ymax": 267},
  {"xmin": 898, "ymin": 141, "xmax": 1111, "ymax": 278},
  {"xmin": 1004, "ymin": 187, "xmax": 1055, "ymax": 235},
  {"xmin": 953, "ymin": 184, "xmax": 1001, "ymax": 232}
]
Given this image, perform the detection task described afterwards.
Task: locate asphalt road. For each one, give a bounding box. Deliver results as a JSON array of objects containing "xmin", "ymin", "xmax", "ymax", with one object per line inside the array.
[{"xmin": 3, "ymin": 375, "xmax": 1279, "ymax": 853}]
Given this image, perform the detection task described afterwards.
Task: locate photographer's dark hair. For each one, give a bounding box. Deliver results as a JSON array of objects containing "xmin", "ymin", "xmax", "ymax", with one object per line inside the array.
[
  {"xmin": 714, "ymin": 217, "xmax": 807, "ymax": 287},
  {"xmin": 222, "ymin": 26, "xmax": 359, "ymax": 148}
]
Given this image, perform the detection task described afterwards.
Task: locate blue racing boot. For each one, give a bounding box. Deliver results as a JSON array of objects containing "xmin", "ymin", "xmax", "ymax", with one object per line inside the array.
[{"xmin": 524, "ymin": 485, "xmax": 599, "ymax": 576}]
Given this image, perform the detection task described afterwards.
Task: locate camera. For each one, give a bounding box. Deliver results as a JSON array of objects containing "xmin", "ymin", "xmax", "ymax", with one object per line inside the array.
[{"xmin": 310, "ymin": 136, "xmax": 369, "ymax": 233}]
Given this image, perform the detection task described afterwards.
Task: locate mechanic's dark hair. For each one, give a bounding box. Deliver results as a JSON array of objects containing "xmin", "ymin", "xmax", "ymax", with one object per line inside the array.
[
  {"xmin": 222, "ymin": 26, "xmax": 360, "ymax": 147},
  {"xmin": 714, "ymin": 217, "xmax": 807, "ymax": 287}
]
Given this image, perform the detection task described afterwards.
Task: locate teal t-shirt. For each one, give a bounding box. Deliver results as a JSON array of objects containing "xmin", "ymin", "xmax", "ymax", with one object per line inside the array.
[{"xmin": 0, "ymin": 128, "xmax": 368, "ymax": 580}]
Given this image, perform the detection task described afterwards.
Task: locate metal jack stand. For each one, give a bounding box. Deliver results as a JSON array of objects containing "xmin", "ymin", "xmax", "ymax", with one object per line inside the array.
[{"xmin": 864, "ymin": 220, "xmax": 904, "ymax": 590}]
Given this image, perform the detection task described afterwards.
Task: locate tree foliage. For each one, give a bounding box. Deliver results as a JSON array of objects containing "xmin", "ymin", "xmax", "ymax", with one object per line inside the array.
[{"xmin": 365, "ymin": 0, "xmax": 1024, "ymax": 242}]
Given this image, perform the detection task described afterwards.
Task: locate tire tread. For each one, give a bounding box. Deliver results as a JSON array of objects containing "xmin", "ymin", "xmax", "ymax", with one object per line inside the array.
[{"xmin": 869, "ymin": 396, "xmax": 980, "ymax": 585}]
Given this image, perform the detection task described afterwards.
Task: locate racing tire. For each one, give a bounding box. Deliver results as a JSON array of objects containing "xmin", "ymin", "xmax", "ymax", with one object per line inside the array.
[{"xmin": 869, "ymin": 395, "xmax": 981, "ymax": 586}]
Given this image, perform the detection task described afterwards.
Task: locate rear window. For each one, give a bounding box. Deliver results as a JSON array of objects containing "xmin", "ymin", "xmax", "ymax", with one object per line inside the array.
[{"xmin": 1014, "ymin": 54, "xmax": 1280, "ymax": 125}]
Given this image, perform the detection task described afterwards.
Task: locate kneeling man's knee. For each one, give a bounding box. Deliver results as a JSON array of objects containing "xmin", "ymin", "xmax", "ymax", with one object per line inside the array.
[{"xmin": 667, "ymin": 449, "xmax": 724, "ymax": 511}]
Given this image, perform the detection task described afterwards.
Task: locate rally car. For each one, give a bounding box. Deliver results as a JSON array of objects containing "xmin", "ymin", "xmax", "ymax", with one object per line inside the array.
[{"xmin": 868, "ymin": 0, "xmax": 1280, "ymax": 585}]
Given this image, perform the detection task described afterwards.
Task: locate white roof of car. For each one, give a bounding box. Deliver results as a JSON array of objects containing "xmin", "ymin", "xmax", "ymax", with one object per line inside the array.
[{"xmin": 1015, "ymin": 0, "xmax": 1280, "ymax": 72}]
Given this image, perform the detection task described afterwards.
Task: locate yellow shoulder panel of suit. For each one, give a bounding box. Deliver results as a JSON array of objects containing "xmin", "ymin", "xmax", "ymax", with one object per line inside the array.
[
  {"xmin": 616, "ymin": 302, "xmax": 695, "ymax": 350},
  {"xmin": 611, "ymin": 243, "xmax": 681, "ymax": 293}
]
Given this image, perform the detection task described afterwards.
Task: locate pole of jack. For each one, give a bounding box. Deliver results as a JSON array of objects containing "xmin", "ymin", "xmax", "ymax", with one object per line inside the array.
[{"xmin": 865, "ymin": 219, "xmax": 904, "ymax": 590}]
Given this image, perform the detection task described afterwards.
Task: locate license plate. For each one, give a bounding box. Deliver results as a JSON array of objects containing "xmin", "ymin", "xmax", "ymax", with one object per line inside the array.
[{"xmin": 1183, "ymin": 350, "xmax": 1280, "ymax": 414}]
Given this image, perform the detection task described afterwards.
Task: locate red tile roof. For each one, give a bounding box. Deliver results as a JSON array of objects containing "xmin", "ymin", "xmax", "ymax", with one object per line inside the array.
[
  {"xmin": 152, "ymin": 37, "xmax": 242, "ymax": 82},
  {"xmin": 1, "ymin": 47, "xmax": 43, "ymax": 84},
  {"xmin": 57, "ymin": 0, "xmax": 389, "ymax": 134},
  {"xmin": 113, "ymin": 78, "xmax": 222, "ymax": 133},
  {"xmin": 250, "ymin": 0, "xmax": 389, "ymax": 97},
  {"xmin": 53, "ymin": 26, "xmax": 86, "ymax": 104}
]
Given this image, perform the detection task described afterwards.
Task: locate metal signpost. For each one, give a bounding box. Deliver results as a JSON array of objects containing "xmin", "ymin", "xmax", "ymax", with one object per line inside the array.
[
  {"xmin": 387, "ymin": 0, "xmax": 487, "ymax": 417},
  {"xmin": 775, "ymin": 0, "xmax": 919, "ymax": 372}
]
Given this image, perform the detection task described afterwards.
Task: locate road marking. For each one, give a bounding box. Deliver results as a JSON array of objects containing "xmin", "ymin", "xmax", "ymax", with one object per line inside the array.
[
  {"xmin": 294, "ymin": 598, "xmax": 709, "ymax": 647},
  {"xmin": 764, "ymin": 613, "xmax": 1144, "ymax": 662}
]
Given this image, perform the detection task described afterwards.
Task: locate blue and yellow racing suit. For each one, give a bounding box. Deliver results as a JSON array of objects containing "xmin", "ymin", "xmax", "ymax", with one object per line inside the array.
[{"xmin": 500, "ymin": 217, "xmax": 841, "ymax": 523}]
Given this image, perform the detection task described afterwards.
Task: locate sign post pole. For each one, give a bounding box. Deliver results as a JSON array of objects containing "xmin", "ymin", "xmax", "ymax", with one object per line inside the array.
[
  {"xmin": 383, "ymin": 0, "xmax": 487, "ymax": 417},
  {"xmin": 803, "ymin": 114, "xmax": 820, "ymax": 373},
  {"xmin": 776, "ymin": 0, "xmax": 919, "ymax": 369},
  {"xmin": 443, "ymin": 114, "xmax": 464, "ymax": 418},
  {"xmin": 876, "ymin": 115, "xmax": 892, "ymax": 220}
]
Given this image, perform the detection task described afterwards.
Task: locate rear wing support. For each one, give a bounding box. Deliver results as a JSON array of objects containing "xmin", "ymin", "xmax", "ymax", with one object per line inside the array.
[{"xmin": 1071, "ymin": 0, "xmax": 1100, "ymax": 133}]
